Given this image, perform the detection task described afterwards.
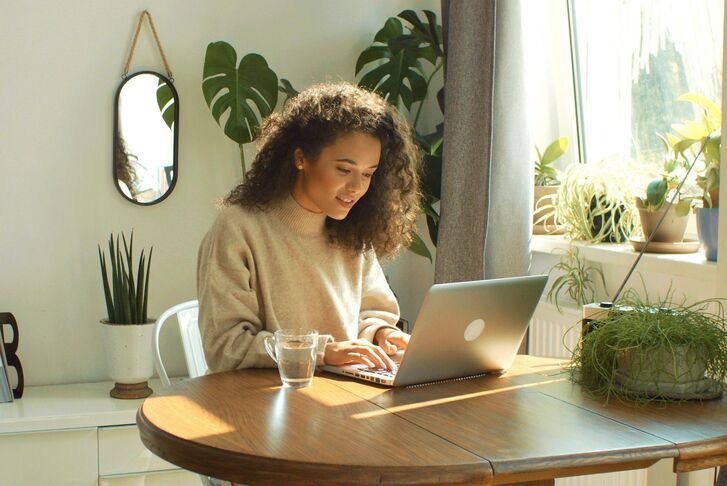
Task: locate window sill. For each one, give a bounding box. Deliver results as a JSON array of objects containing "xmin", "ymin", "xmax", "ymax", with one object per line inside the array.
[{"xmin": 531, "ymin": 235, "xmax": 716, "ymax": 282}]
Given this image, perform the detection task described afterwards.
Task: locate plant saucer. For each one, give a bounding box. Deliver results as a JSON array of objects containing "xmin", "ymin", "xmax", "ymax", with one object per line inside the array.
[
  {"xmin": 614, "ymin": 370, "xmax": 723, "ymax": 400},
  {"xmin": 629, "ymin": 238, "xmax": 701, "ymax": 254}
]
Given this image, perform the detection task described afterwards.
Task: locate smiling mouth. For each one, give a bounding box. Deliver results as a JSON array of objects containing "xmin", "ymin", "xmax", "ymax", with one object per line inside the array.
[{"xmin": 336, "ymin": 195, "xmax": 355, "ymax": 206}]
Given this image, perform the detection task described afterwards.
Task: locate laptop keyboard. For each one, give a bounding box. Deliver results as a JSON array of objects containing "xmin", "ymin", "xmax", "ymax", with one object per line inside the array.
[{"xmin": 363, "ymin": 367, "xmax": 396, "ymax": 378}]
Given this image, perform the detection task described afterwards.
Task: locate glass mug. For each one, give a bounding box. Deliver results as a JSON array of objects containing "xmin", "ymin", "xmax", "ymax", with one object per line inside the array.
[{"xmin": 264, "ymin": 329, "xmax": 318, "ymax": 388}]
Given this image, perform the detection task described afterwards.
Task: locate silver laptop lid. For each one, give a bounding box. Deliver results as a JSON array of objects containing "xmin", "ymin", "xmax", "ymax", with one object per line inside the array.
[{"xmin": 393, "ymin": 274, "xmax": 547, "ymax": 386}]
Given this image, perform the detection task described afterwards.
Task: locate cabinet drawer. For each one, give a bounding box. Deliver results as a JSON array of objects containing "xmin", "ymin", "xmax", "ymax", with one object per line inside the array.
[
  {"xmin": 98, "ymin": 425, "xmax": 179, "ymax": 476},
  {"xmin": 0, "ymin": 428, "xmax": 97, "ymax": 486}
]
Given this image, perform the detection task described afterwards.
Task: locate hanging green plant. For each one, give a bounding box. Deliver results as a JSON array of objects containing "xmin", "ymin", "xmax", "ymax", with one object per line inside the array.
[{"xmin": 546, "ymin": 247, "xmax": 605, "ymax": 313}]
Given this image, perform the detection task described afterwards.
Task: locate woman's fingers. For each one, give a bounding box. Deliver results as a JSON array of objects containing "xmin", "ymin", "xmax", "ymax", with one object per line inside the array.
[
  {"xmin": 387, "ymin": 332, "xmax": 410, "ymax": 350},
  {"xmin": 351, "ymin": 354, "xmax": 376, "ymax": 369},
  {"xmin": 356, "ymin": 344, "xmax": 396, "ymax": 370}
]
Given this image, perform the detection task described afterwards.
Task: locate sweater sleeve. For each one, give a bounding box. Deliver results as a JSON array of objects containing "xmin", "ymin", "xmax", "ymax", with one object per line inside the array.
[
  {"xmin": 197, "ymin": 211, "xmax": 274, "ymax": 372},
  {"xmin": 357, "ymin": 250, "xmax": 401, "ymax": 343}
]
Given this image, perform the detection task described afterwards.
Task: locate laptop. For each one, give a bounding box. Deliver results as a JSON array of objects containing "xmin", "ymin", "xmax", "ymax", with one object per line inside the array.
[{"xmin": 320, "ymin": 274, "xmax": 548, "ymax": 387}]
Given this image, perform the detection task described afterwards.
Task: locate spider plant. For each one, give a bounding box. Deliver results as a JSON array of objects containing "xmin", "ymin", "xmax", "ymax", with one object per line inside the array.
[
  {"xmin": 552, "ymin": 160, "xmax": 638, "ymax": 243},
  {"xmin": 546, "ymin": 247, "xmax": 606, "ymax": 312},
  {"xmin": 98, "ymin": 231, "xmax": 153, "ymax": 324}
]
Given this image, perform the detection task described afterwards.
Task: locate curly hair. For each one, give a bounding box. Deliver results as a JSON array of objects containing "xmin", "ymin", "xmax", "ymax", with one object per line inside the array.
[{"xmin": 225, "ymin": 81, "xmax": 422, "ymax": 258}]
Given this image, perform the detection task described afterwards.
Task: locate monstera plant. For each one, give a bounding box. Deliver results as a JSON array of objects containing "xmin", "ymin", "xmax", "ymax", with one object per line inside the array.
[
  {"xmin": 202, "ymin": 43, "xmax": 282, "ymax": 175},
  {"xmin": 201, "ymin": 10, "xmax": 444, "ymax": 261}
]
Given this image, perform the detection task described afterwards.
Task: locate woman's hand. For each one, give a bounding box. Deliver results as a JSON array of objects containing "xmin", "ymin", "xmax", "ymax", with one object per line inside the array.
[
  {"xmin": 324, "ymin": 340, "xmax": 397, "ymax": 370},
  {"xmin": 374, "ymin": 328, "xmax": 410, "ymax": 355}
]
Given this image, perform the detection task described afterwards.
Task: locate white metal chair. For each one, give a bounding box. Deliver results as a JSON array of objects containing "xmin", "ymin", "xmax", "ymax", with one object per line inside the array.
[
  {"xmin": 154, "ymin": 300, "xmax": 227, "ymax": 486},
  {"xmin": 153, "ymin": 299, "xmax": 208, "ymax": 385}
]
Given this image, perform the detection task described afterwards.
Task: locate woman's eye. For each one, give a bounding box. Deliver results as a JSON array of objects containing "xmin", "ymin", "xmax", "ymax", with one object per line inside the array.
[
  {"xmin": 337, "ymin": 168, "xmax": 351, "ymax": 174},
  {"xmin": 363, "ymin": 173, "xmax": 372, "ymax": 179}
]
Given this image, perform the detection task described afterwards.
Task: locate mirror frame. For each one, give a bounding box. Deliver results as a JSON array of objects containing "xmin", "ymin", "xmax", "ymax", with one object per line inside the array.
[{"xmin": 113, "ymin": 70, "xmax": 180, "ymax": 206}]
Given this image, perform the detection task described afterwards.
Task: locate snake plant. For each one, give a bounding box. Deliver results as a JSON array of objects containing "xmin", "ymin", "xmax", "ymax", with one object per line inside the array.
[{"xmin": 98, "ymin": 231, "xmax": 153, "ymax": 324}]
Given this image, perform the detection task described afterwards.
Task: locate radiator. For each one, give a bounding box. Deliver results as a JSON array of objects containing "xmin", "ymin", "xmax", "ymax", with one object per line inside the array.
[{"xmin": 528, "ymin": 301, "xmax": 582, "ymax": 358}]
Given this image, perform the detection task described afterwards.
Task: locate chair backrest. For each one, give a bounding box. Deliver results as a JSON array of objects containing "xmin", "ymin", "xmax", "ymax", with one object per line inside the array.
[{"xmin": 153, "ymin": 300, "xmax": 208, "ymax": 387}]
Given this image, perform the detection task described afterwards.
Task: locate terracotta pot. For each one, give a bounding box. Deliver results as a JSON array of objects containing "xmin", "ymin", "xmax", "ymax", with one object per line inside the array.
[
  {"xmin": 101, "ymin": 320, "xmax": 155, "ymax": 399},
  {"xmin": 635, "ymin": 197, "xmax": 689, "ymax": 243},
  {"xmin": 533, "ymin": 185, "xmax": 562, "ymax": 234}
]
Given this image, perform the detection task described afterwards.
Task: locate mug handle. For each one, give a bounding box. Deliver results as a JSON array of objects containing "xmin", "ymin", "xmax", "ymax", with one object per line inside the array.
[{"xmin": 263, "ymin": 335, "xmax": 278, "ymax": 363}]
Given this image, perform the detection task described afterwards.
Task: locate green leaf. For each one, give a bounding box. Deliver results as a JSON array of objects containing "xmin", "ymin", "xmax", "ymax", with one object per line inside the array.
[
  {"xmin": 407, "ymin": 231, "xmax": 432, "ymax": 262},
  {"xmin": 356, "ymin": 18, "xmax": 429, "ymax": 110},
  {"xmin": 98, "ymin": 246, "xmax": 114, "ymax": 322},
  {"xmin": 675, "ymin": 199, "xmax": 692, "ymax": 217},
  {"xmin": 278, "ymin": 78, "xmax": 298, "ymax": 106},
  {"xmin": 156, "ymin": 79, "xmax": 175, "ymax": 130},
  {"xmin": 540, "ymin": 137, "xmax": 569, "ymax": 166},
  {"xmin": 679, "ymin": 92, "xmax": 721, "ymax": 124},
  {"xmin": 646, "ymin": 177, "xmax": 668, "ymax": 211},
  {"xmin": 202, "ymin": 42, "xmax": 278, "ymax": 145},
  {"xmin": 397, "ymin": 10, "xmax": 444, "ymax": 58}
]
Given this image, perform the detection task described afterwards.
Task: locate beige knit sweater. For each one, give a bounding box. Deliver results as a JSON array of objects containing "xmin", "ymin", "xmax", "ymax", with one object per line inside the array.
[{"xmin": 197, "ymin": 194, "xmax": 400, "ymax": 372}]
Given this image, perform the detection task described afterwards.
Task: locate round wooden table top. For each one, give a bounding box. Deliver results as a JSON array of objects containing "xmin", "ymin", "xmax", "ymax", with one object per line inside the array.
[
  {"xmin": 137, "ymin": 369, "xmax": 491, "ymax": 485},
  {"xmin": 137, "ymin": 356, "xmax": 727, "ymax": 486}
]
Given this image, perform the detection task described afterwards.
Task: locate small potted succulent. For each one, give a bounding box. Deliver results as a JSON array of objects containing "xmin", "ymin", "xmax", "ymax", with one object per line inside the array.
[
  {"xmin": 635, "ymin": 132, "xmax": 696, "ymax": 244},
  {"xmin": 570, "ymin": 290, "xmax": 727, "ymax": 403},
  {"xmin": 98, "ymin": 231, "xmax": 155, "ymax": 399},
  {"xmin": 533, "ymin": 136, "xmax": 568, "ymax": 234}
]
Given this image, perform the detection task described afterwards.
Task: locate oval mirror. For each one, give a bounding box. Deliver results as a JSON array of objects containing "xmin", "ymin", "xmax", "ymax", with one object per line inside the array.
[{"xmin": 113, "ymin": 71, "xmax": 179, "ymax": 205}]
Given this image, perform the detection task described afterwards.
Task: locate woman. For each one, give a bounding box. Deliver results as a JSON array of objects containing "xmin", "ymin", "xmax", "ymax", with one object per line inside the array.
[{"xmin": 197, "ymin": 81, "xmax": 421, "ymax": 373}]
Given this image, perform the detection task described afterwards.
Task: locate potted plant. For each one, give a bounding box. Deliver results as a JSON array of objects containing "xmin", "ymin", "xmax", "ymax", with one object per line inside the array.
[
  {"xmin": 635, "ymin": 133, "xmax": 696, "ymax": 244},
  {"xmin": 98, "ymin": 232, "xmax": 154, "ymax": 399},
  {"xmin": 571, "ymin": 290, "xmax": 727, "ymax": 403},
  {"xmin": 546, "ymin": 247, "xmax": 606, "ymax": 313},
  {"xmin": 671, "ymin": 93, "xmax": 721, "ymax": 261},
  {"xmin": 552, "ymin": 160, "xmax": 638, "ymax": 243},
  {"xmin": 533, "ymin": 136, "xmax": 568, "ymax": 234}
]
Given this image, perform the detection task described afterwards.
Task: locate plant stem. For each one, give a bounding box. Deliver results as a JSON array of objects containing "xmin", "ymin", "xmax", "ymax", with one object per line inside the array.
[
  {"xmin": 413, "ymin": 60, "xmax": 443, "ymax": 131},
  {"xmin": 239, "ymin": 143, "xmax": 247, "ymax": 180}
]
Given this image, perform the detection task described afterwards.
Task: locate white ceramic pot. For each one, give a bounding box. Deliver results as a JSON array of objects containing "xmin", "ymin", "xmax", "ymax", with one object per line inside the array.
[{"xmin": 101, "ymin": 321, "xmax": 155, "ymax": 384}]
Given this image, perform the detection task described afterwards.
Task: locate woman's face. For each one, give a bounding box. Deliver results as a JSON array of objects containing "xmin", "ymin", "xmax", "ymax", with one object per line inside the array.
[{"xmin": 292, "ymin": 131, "xmax": 381, "ymax": 220}]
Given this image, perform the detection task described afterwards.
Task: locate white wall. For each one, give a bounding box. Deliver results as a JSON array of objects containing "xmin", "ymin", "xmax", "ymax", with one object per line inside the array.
[{"xmin": 0, "ymin": 0, "xmax": 441, "ymax": 386}]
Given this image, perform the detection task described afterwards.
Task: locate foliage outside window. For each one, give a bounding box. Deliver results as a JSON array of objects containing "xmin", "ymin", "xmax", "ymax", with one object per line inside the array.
[{"xmin": 570, "ymin": 0, "xmax": 723, "ymax": 169}]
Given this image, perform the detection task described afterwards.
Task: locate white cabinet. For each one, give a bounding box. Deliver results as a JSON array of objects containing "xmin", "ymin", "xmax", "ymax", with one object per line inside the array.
[
  {"xmin": 98, "ymin": 425, "xmax": 179, "ymax": 476},
  {"xmin": 0, "ymin": 379, "xmax": 203, "ymax": 486},
  {"xmin": 0, "ymin": 428, "xmax": 98, "ymax": 485}
]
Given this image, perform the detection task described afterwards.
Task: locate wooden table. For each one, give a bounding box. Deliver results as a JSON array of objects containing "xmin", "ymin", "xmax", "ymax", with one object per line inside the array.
[{"xmin": 137, "ymin": 356, "xmax": 727, "ymax": 485}]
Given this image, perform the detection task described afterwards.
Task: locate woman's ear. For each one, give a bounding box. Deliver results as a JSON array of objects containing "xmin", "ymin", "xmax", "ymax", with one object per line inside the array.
[{"xmin": 293, "ymin": 147, "xmax": 305, "ymax": 170}]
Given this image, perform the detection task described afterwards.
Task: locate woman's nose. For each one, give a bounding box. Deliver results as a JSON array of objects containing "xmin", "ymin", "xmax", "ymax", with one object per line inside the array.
[{"xmin": 346, "ymin": 174, "xmax": 363, "ymax": 192}]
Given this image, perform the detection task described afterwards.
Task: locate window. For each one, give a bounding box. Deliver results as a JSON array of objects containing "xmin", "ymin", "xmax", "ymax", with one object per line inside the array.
[{"xmin": 569, "ymin": 0, "xmax": 723, "ymax": 167}]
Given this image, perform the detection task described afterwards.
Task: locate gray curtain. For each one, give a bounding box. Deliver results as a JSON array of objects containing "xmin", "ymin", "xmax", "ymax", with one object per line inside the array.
[{"xmin": 436, "ymin": 0, "xmax": 531, "ymax": 284}]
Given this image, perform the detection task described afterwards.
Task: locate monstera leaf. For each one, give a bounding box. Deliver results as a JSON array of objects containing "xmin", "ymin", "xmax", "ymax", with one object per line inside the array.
[
  {"xmin": 356, "ymin": 17, "xmax": 433, "ymax": 110},
  {"xmin": 202, "ymin": 42, "xmax": 278, "ymax": 148},
  {"xmin": 156, "ymin": 80, "xmax": 175, "ymax": 130},
  {"xmin": 278, "ymin": 78, "xmax": 299, "ymax": 107},
  {"xmin": 397, "ymin": 10, "xmax": 444, "ymax": 58}
]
